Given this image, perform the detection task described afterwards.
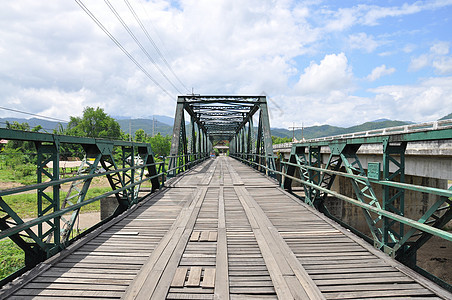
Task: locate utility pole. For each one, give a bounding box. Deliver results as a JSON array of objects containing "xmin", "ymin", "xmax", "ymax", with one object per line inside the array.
[
  {"xmin": 288, "ymin": 122, "xmax": 304, "ymax": 142},
  {"xmin": 129, "ymin": 120, "xmax": 132, "ymax": 142},
  {"xmin": 152, "ymin": 115, "xmax": 155, "ymax": 137}
]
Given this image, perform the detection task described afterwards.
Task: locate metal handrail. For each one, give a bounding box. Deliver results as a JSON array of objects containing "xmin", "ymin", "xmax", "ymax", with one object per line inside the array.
[{"xmin": 273, "ymin": 118, "xmax": 452, "ymax": 148}]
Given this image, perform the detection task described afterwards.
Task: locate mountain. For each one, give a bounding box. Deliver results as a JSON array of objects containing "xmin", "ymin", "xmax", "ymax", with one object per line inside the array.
[
  {"xmin": 0, "ymin": 116, "xmax": 422, "ymax": 140},
  {"xmin": 112, "ymin": 115, "xmax": 175, "ymax": 126},
  {"xmin": 439, "ymin": 113, "xmax": 452, "ymax": 120},
  {"xmin": 371, "ymin": 118, "xmax": 391, "ymax": 122},
  {"xmin": 116, "ymin": 118, "xmax": 173, "ymax": 136},
  {"xmin": 0, "ymin": 117, "xmax": 66, "ymax": 132},
  {"xmin": 271, "ymin": 120, "xmax": 412, "ymax": 140}
]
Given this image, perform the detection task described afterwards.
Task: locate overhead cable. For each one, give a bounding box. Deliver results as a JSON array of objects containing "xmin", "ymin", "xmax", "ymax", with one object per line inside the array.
[
  {"xmin": 124, "ymin": 0, "xmax": 190, "ymax": 94},
  {"xmin": 104, "ymin": 0, "xmax": 183, "ymax": 94},
  {"xmin": 0, "ymin": 106, "xmax": 69, "ymax": 123},
  {"xmin": 75, "ymin": 0, "xmax": 174, "ymax": 99}
]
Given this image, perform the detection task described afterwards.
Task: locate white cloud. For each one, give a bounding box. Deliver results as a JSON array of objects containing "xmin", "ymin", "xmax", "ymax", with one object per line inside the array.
[
  {"xmin": 409, "ymin": 41, "xmax": 452, "ymax": 74},
  {"xmin": 0, "ymin": 0, "xmax": 318, "ymax": 121},
  {"xmin": 368, "ymin": 76, "xmax": 452, "ymax": 122},
  {"xmin": 366, "ymin": 65, "xmax": 396, "ymax": 81},
  {"xmin": 295, "ymin": 53, "xmax": 353, "ymax": 94},
  {"xmin": 432, "ymin": 56, "xmax": 452, "ymax": 74},
  {"xmin": 361, "ymin": 1, "xmax": 452, "ymax": 26},
  {"xmin": 348, "ymin": 33, "xmax": 381, "ymax": 53},
  {"xmin": 430, "ymin": 41, "xmax": 450, "ymax": 55},
  {"xmin": 323, "ymin": 7, "xmax": 358, "ymax": 32},
  {"xmin": 0, "ymin": 0, "xmax": 451, "ymax": 130}
]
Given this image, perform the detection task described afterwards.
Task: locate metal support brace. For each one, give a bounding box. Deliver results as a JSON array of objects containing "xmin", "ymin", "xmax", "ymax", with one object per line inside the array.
[
  {"xmin": 339, "ymin": 144, "xmax": 385, "ymax": 249},
  {"xmin": 36, "ymin": 141, "xmax": 61, "ymax": 256},
  {"xmin": 382, "ymin": 140, "xmax": 407, "ymax": 256}
]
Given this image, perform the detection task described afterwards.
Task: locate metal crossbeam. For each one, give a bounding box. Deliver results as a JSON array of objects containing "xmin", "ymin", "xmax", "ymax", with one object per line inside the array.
[{"xmin": 169, "ymin": 95, "xmax": 276, "ymax": 176}]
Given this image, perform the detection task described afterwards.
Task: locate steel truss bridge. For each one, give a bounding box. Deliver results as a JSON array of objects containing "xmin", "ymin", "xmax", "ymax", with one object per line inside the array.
[{"xmin": 0, "ymin": 95, "xmax": 451, "ymax": 299}]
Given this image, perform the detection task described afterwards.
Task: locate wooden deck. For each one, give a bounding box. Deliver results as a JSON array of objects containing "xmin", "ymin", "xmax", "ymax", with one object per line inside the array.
[{"xmin": 2, "ymin": 156, "xmax": 451, "ymax": 299}]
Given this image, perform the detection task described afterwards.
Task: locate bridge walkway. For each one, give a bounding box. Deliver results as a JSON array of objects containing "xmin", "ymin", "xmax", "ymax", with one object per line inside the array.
[{"xmin": 3, "ymin": 156, "xmax": 450, "ymax": 299}]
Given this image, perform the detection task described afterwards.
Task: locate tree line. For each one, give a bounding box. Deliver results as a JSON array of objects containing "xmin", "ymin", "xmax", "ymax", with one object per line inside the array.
[{"xmin": 2, "ymin": 107, "xmax": 171, "ymax": 159}]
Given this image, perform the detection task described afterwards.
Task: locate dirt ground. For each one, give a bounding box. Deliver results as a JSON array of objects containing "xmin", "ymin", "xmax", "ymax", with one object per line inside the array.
[{"xmin": 417, "ymin": 235, "xmax": 452, "ymax": 284}]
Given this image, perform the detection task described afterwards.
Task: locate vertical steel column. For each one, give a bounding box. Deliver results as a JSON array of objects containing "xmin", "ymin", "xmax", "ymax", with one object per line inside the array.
[
  {"xmin": 382, "ymin": 140, "xmax": 407, "ymax": 255},
  {"xmin": 169, "ymin": 98, "xmax": 185, "ymax": 177},
  {"xmin": 36, "ymin": 141, "xmax": 60, "ymax": 256},
  {"xmin": 258, "ymin": 97, "xmax": 276, "ymax": 175},
  {"xmin": 339, "ymin": 143, "xmax": 384, "ymax": 249},
  {"xmin": 191, "ymin": 115, "xmax": 196, "ymax": 163},
  {"xmin": 247, "ymin": 118, "xmax": 254, "ymax": 161},
  {"xmin": 121, "ymin": 145, "xmax": 134, "ymax": 202},
  {"xmin": 35, "ymin": 142, "xmax": 60, "ymax": 254}
]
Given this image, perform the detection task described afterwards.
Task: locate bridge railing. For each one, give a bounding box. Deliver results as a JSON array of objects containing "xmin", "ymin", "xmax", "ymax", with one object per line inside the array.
[
  {"xmin": 273, "ymin": 118, "xmax": 452, "ymax": 149},
  {"xmin": 167, "ymin": 152, "xmax": 210, "ymax": 177},
  {"xmin": 231, "ymin": 124, "xmax": 452, "ymax": 290},
  {"xmin": 229, "ymin": 152, "xmax": 277, "ymax": 178},
  {"xmin": 0, "ymin": 128, "xmax": 208, "ymax": 285}
]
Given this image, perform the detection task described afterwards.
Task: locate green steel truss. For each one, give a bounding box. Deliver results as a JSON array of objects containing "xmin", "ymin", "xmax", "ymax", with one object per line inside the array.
[
  {"xmin": 0, "ymin": 128, "xmax": 164, "ymax": 283},
  {"xmin": 169, "ymin": 95, "xmax": 276, "ymax": 175},
  {"xmin": 279, "ymin": 127, "xmax": 452, "ymax": 289},
  {"xmin": 233, "ymin": 123, "xmax": 451, "ymax": 288}
]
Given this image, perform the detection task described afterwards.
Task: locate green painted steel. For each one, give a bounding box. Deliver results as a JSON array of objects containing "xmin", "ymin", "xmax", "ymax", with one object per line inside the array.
[
  {"xmin": 0, "ymin": 127, "xmax": 199, "ymax": 284},
  {"xmin": 232, "ymin": 125, "xmax": 452, "ymax": 290},
  {"xmin": 169, "ymin": 95, "xmax": 276, "ymax": 175}
]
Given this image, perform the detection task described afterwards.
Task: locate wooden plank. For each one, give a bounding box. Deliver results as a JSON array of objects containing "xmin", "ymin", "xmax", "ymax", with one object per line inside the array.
[
  {"xmin": 200, "ymin": 231, "xmax": 210, "ymax": 242},
  {"xmin": 122, "ymin": 187, "xmax": 207, "ymax": 299},
  {"xmin": 171, "ymin": 267, "xmax": 188, "ymax": 288},
  {"xmin": 208, "ymin": 231, "xmax": 218, "ymax": 242},
  {"xmin": 234, "ymin": 186, "xmax": 324, "ymax": 300},
  {"xmin": 186, "ymin": 267, "xmax": 202, "ymax": 287},
  {"xmin": 190, "ymin": 231, "xmax": 200, "ymax": 242},
  {"xmin": 325, "ymin": 288, "xmax": 434, "ymax": 299},
  {"xmin": 215, "ymin": 186, "xmax": 230, "ymax": 299},
  {"xmin": 201, "ymin": 268, "xmax": 216, "ymax": 288}
]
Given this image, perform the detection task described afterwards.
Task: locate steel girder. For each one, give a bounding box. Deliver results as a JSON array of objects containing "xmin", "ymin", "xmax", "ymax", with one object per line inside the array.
[
  {"xmin": 169, "ymin": 95, "xmax": 276, "ymax": 174},
  {"xmin": 0, "ymin": 128, "xmax": 162, "ymax": 282},
  {"xmin": 281, "ymin": 128, "xmax": 452, "ymax": 289}
]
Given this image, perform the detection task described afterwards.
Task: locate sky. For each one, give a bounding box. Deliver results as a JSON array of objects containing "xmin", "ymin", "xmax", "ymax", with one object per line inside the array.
[{"xmin": 1, "ymin": 0, "xmax": 452, "ymax": 129}]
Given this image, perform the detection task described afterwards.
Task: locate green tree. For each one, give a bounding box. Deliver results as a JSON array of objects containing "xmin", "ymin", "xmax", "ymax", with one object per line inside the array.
[
  {"xmin": 134, "ymin": 129, "xmax": 147, "ymax": 143},
  {"xmin": 271, "ymin": 136, "xmax": 292, "ymax": 144},
  {"xmin": 66, "ymin": 107, "xmax": 121, "ymax": 139},
  {"xmin": 5, "ymin": 121, "xmax": 42, "ymax": 153},
  {"xmin": 149, "ymin": 133, "xmax": 171, "ymax": 157}
]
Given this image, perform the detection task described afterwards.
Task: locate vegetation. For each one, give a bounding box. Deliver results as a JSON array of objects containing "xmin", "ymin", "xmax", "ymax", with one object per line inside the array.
[
  {"xmin": 439, "ymin": 112, "xmax": 452, "ymax": 120},
  {"xmin": 0, "ymin": 186, "xmax": 111, "ymax": 219},
  {"xmin": 0, "ymin": 238, "xmax": 25, "ymax": 280},
  {"xmin": 272, "ymin": 136, "xmax": 292, "ymax": 144},
  {"xmin": 272, "ymin": 120, "xmax": 413, "ymax": 140},
  {"xmin": 66, "ymin": 107, "xmax": 122, "ymax": 139}
]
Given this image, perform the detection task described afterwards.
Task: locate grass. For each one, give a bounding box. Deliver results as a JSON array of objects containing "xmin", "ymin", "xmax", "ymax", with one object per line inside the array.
[
  {"xmin": 0, "ymin": 238, "xmax": 26, "ymax": 281},
  {"xmin": 0, "ymin": 187, "xmax": 111, "ymax": 219},
  {"xmin": 0, "ymin": 186, "xmax": 111, "ymax": 282}
]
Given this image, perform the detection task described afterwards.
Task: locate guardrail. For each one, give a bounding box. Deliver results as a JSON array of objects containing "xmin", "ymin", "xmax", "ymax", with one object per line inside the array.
[
  {"xmin": 232, "ymin": 124, "xmax": 452, "ymax": 290},
  {"xmin": 0, "ymin": 128, "xmax": 209, "ymax": 285},
  {"xmin": 273, "ymin": 118, "xmax": 452, "ymax": 149}
]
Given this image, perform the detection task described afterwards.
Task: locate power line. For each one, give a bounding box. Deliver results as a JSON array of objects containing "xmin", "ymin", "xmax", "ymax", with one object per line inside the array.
[
  {"xmin": 103, "ymin": 0, "xmax": 183, "ymax": 94},
  {"xmin": 75, "ymin": 0, "xmax": 175, "ymax": 99},
  {"xmin": 124, "ymin": 0, "xmax": 190, "ymax": 94},
  {"xmin": 0, "ymin": 106, "xmax": 69, "ymax": 123}
]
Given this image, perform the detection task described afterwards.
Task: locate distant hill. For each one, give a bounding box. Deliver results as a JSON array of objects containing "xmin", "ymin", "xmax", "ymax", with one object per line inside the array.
[
  {"xmin": 439, "ymin": 113, "xmax": 452, "ymax": 120},
  {"xmin": 272, "ymin": 120, "xmax": 412, "ymax": 140},
  {"xmin": 112, "ymin": 115, "xmax": 175, "ymax": 126},
  {"xmin": 0, "ymin": 116, "xmax": 424, "ymax": 141},
  {"xmin": 0, "ymin": 117, "xmax": 66, "ymax": 132},
  {"xmin": 116, "ymin": 118, "xmax": 173, "ymax": 136}
]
